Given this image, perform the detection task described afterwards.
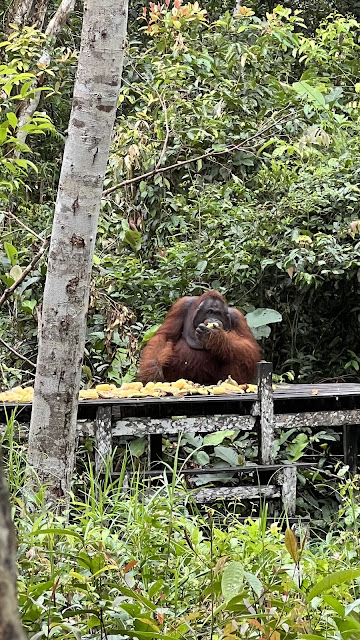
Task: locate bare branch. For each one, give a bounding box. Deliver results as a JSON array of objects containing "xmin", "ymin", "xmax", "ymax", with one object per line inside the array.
[
  {"xmin": 0, "ymin": 337, "xmax": 36, "ymax": 368},
  {"xmin": 102, "ymin": 112, "xmax": 289, "ymax": 197},
  {"xmin": 16, "ymin": 0, "xmax": 75, "ymax": 150},
  {"xmin": 45, "ymin": 0, "xmax": 75, "ymax": 37},
  {"xmin": 155, "ymin": 94, "xmax": 170, "ymax": 170},
  {"xmin": 0, "ymin": 236, "xmax": 50, "ymax": 309},
  {"xmin": 2, "ymin": 211, "xmax": 44, "ymax": 242}
]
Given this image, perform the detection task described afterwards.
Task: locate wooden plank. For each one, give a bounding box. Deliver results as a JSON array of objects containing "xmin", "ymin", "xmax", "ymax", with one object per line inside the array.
[
  {"xmin": 258, "ymin": 362, "xmax": 274, "ymax": 465},
  {"xmin": 276, "ymin": 409, "xmax": 360, "ymax": 429},
  {"xmin": 194, "ymin": 485, "xmax": 280, "ymax": 503},
  {"xmin": 113, "ymin": 414, "xmax": 256, "ymax": 436}
]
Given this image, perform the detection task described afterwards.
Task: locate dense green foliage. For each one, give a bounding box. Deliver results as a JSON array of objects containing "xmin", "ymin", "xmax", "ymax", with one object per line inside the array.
[
  {"xmin": 2, "ymin": 420, "xmax": 360, "ymax": 640},
  {"xmin": 1, "ymin": 3, "xmax": 360, "ymax": 388}
]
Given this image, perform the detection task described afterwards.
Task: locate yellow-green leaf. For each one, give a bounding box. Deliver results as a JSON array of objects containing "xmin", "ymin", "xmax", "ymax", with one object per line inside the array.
[{"xmin": 284, "ymin": 528, "xmax": 299, "ymax": 563}]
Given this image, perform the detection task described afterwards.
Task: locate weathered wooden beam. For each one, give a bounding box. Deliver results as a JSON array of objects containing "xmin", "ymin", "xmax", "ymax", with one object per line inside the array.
[
  {"xmin": 194, "ymin": 485, "xmax": 280, "ymax": 503},
  {"xmin": 95, "ymin": 406, "xmax": 112, "ymax": 475},
  {"xmin": 114, "ymin": 414, "xmax": 256, "ymax": 437},
  {"xmin": 257, "ymin": 362, "xmax": 274, "ymax": 465},
  {"xmin": 276, "ymin": 410, "xmax": 360, "ymax": 429}
]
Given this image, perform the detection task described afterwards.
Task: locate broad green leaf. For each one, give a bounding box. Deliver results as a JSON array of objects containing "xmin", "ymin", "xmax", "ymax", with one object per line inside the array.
[
  {"xmin": 196, "ymin": 260, "xmax": 207, "ymax": 274},
  {"xmin": 244, "ymin": 571, "xmax": 263, "ymax": 597},
  {"xmin": 221, "ymin": 561, "xmax": 243, "ymax": 601},
  {"xmin": 245, "ymin": 308, "xmax": 282, "ymax": 328},
  {"xmin": 4, "ymin": 242, "xmax": 18, "ymax": 266},
  {"xmin": 7, "ymin": 111, "xmax": 17, "ymax": 128},
  {"xmin": 124, "ymin": 229, "xmax": 142, "ymax": 252},
  {"xmin": 21, "ymin": 299, "xmax": 37, "ymax": 314},
  {"xmin": 251, "ymin": 325, "xmax": 271, "ymax": 340},
  {"xmin": 142, "ymin": 324, "xmax": 161, "ymax": 343},
  {"xmin": 193, "ymin": 450, "xmax": 210, "ymax": 466},
  {"xmin": 204, "ymin": 430, "xmax": 235, "ymax": 446},
  {"xmin": 307, "ymin": 570, "xmax": 360, "ymax": 604},
  {"xmin": 293, "ymin": 81, "xmax": 326, "ymax": 108},
  {"xmin": 129, "ymin": 437, "xmax": 147, "ymax": 458},
  {"xmin": 214, "ymin": 445, "xmax": 239, "ymax": 466}
]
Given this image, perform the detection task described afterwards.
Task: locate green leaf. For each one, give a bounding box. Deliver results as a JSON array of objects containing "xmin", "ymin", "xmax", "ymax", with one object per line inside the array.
[
  {"xmin": 214, "ymin": 446, "xmax": 239, "ymax": 466},
  {"xmin": 142, "ymin": 324, "xmax": 161, "ymax": 343},
  {"xmin": 298, "ymin": 636, "xmax": 327, "ymax": 639},
  {"xmin": 307, "ymin": 570, "xmax": 360, "ymax": 604},
  {"xmin": 124, "ymin": 229, "xmax": 142, "ymax": 252},
  {"xmin": 285, "ymin": 528, "xmax": 299, "ymax": 563},
  {"xmin": 204, "ymin": 430, "xmax": 235, "ymax": 446},
  {"xmin": 21, "ymin": 299, "xmax": 37, "ymax": 314},
  {"xmin": 7, "ymin": 111, "xmax": 18, "ymax": 128},
  {"xmin": 221, "ymin": 561, "xmax": 243, "ymax": 601},
  {"xmin": 196, "ymin": 260, "xmax": 207, "ymax": 274},
  {"xmin": 245, "ymin": 308, "xmax": 282, "ymax": 328},
  {"xmin": 292, "ymin": 81, "xmax": 326, "ymax": 108},
  {"xmin": 243, "ymin": 571, "xmax": 263, "ymax": 597},
  {"xmin": 129, "ymin": 437, "xmax": 147, "ymax": 458},
  {"xmin": 4, "ymin": 242, "xmax": 18, "ymax": 266},
  {"xmin": 193, "ymin": 450, "xmax": 210, "ymax": 466},
  {"xmin": 251, "ymin": 325, "xmax": 271, "ymax": 340}
]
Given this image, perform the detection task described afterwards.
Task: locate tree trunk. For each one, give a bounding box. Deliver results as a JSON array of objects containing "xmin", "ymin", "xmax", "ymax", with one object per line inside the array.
[
  {"xmin": 0, "ymin": 449, "xmax": 26, "ymax": 640},
  {"xmin": 27, "ymin": 0, "xmax": 128, "ymax": 506}
]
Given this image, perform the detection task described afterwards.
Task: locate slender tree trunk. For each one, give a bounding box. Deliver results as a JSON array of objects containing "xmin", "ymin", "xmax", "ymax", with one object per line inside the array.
[
  {"xmin": 0, "ymin": 449, "xmax": 26, "ymax": 640},
  {"xmin": 27, "ymin": 0, "xmax": 128, "ymax": 505}
]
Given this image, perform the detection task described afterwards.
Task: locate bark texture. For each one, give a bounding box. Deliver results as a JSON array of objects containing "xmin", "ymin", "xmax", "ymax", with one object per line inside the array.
[
  {"xmin": 27, "ymin": 0, "xmax": 128, "ymax": 504},
  {"xmin": 0, "ymin": 449, "xmax": 26, "ymax": 640}
]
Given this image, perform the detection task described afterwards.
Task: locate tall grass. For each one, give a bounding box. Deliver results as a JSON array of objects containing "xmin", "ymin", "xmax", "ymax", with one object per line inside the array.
[{"xmin": 1, "ymin": 410, "xmax": 360, "ymax": 639}]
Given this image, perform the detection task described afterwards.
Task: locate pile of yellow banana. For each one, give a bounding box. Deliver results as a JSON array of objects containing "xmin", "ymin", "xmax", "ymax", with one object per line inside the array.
[{"xmin": 0, "ymin": 378, "xmax": 258, "ymax": 403}]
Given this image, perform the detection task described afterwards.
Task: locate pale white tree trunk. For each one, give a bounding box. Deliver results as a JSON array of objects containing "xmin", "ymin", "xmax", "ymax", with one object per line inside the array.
[
  {"xmin": 16, "ymin": 0, "xmax": 75, "ymax": 154},
  {"xmin": 0, "ymin": 450, "xmax": 26, "ymax": 640},
  {"xmin": 27, "ymin": 0, "xmax": 128, "ymax": 504}
]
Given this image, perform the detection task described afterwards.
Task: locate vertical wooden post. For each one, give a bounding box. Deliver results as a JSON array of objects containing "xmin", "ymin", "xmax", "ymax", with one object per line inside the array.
[
  {"xmin": 343, "ymin": 425, "xmax": 359, "ymax": 475},
  {"xmin": 257, "ymin": 361, "xmax": 274, "ymax": 465},
  {"xmin": 95, "ymin": 406, "xmax": 112, "ymax": 475}
]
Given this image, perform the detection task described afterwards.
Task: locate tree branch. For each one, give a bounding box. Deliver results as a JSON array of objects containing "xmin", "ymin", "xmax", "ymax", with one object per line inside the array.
[
  {"xmin": 16, "ymin": 0, "xmax": 76, "ymax": 151},
  {"xmin": 0, "ymin": 236, "xmax": 50, "ymax": 309},
  {"xmin": 0, "ymin": 337, "xmax": 36, "ymax": 369},
  {"xmin": 2, "ymin": 211, "xmax": 44, "ymax": 242},
  {"xmin": 155, "ymin": 94, "xmax": 170, "ymax": 170},
  {"xmin": 102, "ymin": 112, "xmax": 289, "ymax": 197}
]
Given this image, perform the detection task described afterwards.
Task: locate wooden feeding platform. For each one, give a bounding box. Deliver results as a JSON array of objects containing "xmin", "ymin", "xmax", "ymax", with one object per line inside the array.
[{"xmin": 1, "ymin": 362, "xmax": 360, "ymax": 516}]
